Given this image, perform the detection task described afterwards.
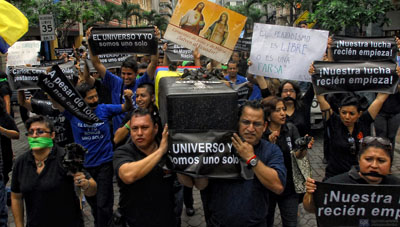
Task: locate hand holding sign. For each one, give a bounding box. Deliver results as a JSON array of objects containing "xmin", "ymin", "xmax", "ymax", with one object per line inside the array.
[{"xmin": 159, "ymin": 124, "xmax": 169, "ymax": 155}]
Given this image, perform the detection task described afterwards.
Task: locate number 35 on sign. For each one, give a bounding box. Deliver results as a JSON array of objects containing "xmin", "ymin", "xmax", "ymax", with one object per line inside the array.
[{"xmin": 39, "ymin": 14, "xmax": 56, "ymax": 41}]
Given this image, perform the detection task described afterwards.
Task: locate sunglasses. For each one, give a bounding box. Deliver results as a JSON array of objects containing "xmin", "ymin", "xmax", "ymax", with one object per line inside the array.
[{"xmin": 361, "ymin": 136, "xmax": 392, "ymax": 150}]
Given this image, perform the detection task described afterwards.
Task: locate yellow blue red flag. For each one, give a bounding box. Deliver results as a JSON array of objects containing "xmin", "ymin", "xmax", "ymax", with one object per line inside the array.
[{"xmin": 0, "ymin": 0, "xmax": 29, "ymax": 54}]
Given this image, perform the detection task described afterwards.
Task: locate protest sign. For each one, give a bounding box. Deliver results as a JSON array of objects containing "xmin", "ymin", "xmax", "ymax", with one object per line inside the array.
[
  {"xmin": 164, "ymin": 0, "xmax": 246, "ymax": 63},
  {"xmin": 314, "ymin": 182, "xmax": 400, "ymax": 227},
  {"xmin": 234, "ymin": 37, "xmax": 252, "ymax": 52},
  {"xmin": 331, "ymin": 36, "xmax": 398, "ymax": 62},
  {"xmin": 165, "ymin": 42, "xmax": 193, "ymax": 62},
  {"xmin": 8, "ymin": 61, "xmax": 78, "ymax": 90},
  {"xmin": 312, "ymin": 61, "xmax": 399, "ymax": 95},
  {"xmin": 40, "ymin": 59, "xmax": 67, "ymax": 67},
  {"xmin": 248, "ymin": 23, "xmax": 329, "ymax": 82},
  {"xmin": 37, "ymin": 65, "xmax": 101, "ymax": 124},
  {"xmin": 54, "ymin": 48, "xmax": 74, "ymax": 56},
  {"xmin": 88, "ymin": 27, "xmax": 158, "ymax": 56},
  {"xmin": 6, "ymin": 41, "xmax": 41, "ymax": 67}
]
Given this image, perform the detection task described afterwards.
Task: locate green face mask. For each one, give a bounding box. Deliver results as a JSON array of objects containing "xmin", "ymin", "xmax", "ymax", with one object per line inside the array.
[{"xmin": 28, "ymin": 137, "xmax": 54, "ymax": 149}]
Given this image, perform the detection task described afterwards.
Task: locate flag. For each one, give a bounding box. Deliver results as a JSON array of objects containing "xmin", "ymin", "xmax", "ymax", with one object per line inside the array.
[{"xmin": 0, "ymin": 0, "xmax": 29, "ymax": 54}]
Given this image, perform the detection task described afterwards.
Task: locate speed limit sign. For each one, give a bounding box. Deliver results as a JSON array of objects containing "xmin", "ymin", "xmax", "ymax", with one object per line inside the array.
[{"xmin": 39, "ymin": 14, "xmax": 56, "ymax": 41}]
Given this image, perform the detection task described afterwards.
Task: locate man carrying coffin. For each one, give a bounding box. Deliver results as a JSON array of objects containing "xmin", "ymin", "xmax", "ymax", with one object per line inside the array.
[
  {"xmin": 49, "ymin": 82, "xmax": 133, "ymax": 227},
  {"xmin": 202, "ymin": 101, "xmax": 286, "ymax": 227},
  {"xmin": 113, "ymin": 109, "xmax": 176, "ymax": 227},
  {"xmin": 86, "ymin": 27, "xmax": 159, "ymax": 133}
]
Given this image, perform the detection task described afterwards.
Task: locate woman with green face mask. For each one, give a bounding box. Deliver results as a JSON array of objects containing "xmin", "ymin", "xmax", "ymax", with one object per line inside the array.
[{"xmin": 10, "ymin": 115, "xmax": 97, "ymax": 227}]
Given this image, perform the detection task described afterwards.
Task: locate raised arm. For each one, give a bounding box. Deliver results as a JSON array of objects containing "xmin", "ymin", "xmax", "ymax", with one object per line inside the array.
[
  {"xmin": 121, "ymin": 89, "xmax": 133, "ymax": 112},
  {"xmin": 367, "ymin": 93, "xmax": 389, "ymax": 120},
  {"xmin": 303, "ymin": 177, "xmax": 317, "ymax": 213},
  {"xmin": 161, "ymin": 43, "xmax": 170, "ymax": 66},
  {"xmin": 118, "ymin": 125, "xmax": 168, "ymax": 184},
  {"xmin": 310, "ymin": 63, "xmax": 333, "ymax": 120},
  {"xmin": 146, "ymin": 27, "xmax": 161, "ymax": 80},
  {"xmin": 193, "ymin": 46, "xmax": 201, "ymax": 67},
  {"xmin": 82, "ymin": 59, "xmax": 95, "ymax": 87},
  {"xmin": 86, "ymin": 27, "xmax": 107, "ymax": 79}
]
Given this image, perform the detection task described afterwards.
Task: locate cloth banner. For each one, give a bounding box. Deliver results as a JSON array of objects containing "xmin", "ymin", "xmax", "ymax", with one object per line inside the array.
[
  {"xmin": 0, "ymin": 1, "xmax": 28, "ymax": 54},
  {"xmin": 86, "ymin": 53, "xmax": 130, "ymax": 71},
  {"xmin": 88, "ymin": 27, "xmax": 158, "ymax": 55},
  {"xmin": 6, "ymin": 41, "xmax": 41, "ymax": 67},
  {"xmin": 37, "ymin": 65, "xmax": 101, "ymax": 124},
  {"xmin": 168, "ymin": 131, "xmax": 242, "ymax": 178},
  {"xmin": 248, "ymin": 23, "xmax": 329, "ymax": 82},
  {"xmin": 8, "ymin": 61, "xmax": 78, "ymax": 90},
  {"xmin": 331, "ymin": 36, "xmax": 398, "ymax": 62},
  {"xmin": 312, "ymin": 61, "xmax": 399, "ymax": 95},
  {"xmin": 164, "ymin": 0, "xmax": 246, "ymax": 63},
  {"xmin": 314, "ymin": 182, "xmax": 400, "ymax": 227},
  {"xmin": 165, "ymin": 42, "xmax": 193, "ymax": 62}
]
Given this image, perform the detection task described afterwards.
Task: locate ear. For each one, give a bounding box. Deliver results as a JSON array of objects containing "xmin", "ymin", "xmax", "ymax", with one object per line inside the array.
[
  {"xmin": 51, "ymin": 131, "xmax": 56, "ymax": 140},
  {"xmin": 263, "ymin": 121, "xmax": 268, "ymax": 133},
  {"xmin": 151, "ymin": 94, "xmax": 155, "ymax": 103}
]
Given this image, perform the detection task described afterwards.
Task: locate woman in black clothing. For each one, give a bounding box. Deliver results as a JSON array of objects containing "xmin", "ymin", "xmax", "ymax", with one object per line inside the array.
[
  {"xmin": 303, "ymin": 136, "xmax": 400, "ymax": 213},
  {"xmin": 262, "ymin": 96, "xmax": 313, "ymax": 227}
]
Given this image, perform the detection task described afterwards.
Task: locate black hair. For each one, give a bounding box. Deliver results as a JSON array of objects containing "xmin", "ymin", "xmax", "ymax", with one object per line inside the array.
[
  {"xmin": 339, "ymin": 95, "xmax": 361, "ymax": 112},
  {"xmin": 227, "ymin": 60, "xmax": 238, "ymax": 67},
  {"xmin": 358, "ymin": 137, "xmax": 393, "ymax": 166},
  {"xmin": 76, "ymin": 82, "xmax": 95, "ymax": 99},
  {"xmin": 137, "ymin": 83, "xmax": 155, "ymax": 96},
  {"xmin": 130, "ymin": 108, "xmax": 156, "ymax": 125},
  {"xmin": 138, "ymin": 62, "xmax": 148, "ymax": 69},
  {"xmin": 278, "ymin": 80, "xmax": 302, "ymax": 108},
  {"xmin": 121, "ymin": 56, "xmax": 138, "ymax": 73},
  {"xmin": 261, "ymin": 96, "xmax": 285, "ymax": 121},
  {"xmin": 0, "ymin": 70, "xmax": 7, "ymax": 79},
  {"xmin": 239, "ymin": 100, "xmax": 266, "ymax": 122},
  {"xmin": 298, "ymin": 20, "xmax": 308, "ymax": 27},
  {"xmin": 25, "ymin": 115, "xmax": 55, "ymax": 133}
]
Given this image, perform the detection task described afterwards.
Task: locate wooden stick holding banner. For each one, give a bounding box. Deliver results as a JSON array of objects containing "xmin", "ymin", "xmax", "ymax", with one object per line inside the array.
[
  {"xmin": 313, "ymin": 182, "xmax": 400, "ymax": 227},
  {"xmin": 312, "ymin": 61, "xmax": 399, "ymax": 95},
  {"xmin": 331, "ymin": 36, "xmax": 398, "ymax": 62},
  {"xmin": 37, "ymin": 65, "xmax": 101, "ymax": 124},
  {"xmin": 164, "ymin": 0, "xmax": 246, "ymax": 64},
  {"xmin": 248, "ymin": 23, "xmax": 329, "ymax": 82},
  {"xmin": 88, "ymin": 27, "xmax": 158, "ymax": 55}
]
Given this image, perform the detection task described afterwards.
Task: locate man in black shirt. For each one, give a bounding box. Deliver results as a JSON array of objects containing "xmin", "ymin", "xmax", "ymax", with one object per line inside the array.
[{"xmin": 113, "ymin": 109, "xmax": 176, "ymax": 227}]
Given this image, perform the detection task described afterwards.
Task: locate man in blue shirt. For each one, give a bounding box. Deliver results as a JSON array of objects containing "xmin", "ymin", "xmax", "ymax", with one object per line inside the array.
[
  {"xmin": 225, "ymin": 61, "xmax": 262, "ymax": 103},
  {"xmin": 202, "ymin": 101, "xmax": 286, "ymax": 227},
  {"xmin": 86, "ymin": 27, "xmax": 159, "ymax": 132},
  {"xmin": 51, "ymin": 82, "xmax": 133, "ymax": 227}
]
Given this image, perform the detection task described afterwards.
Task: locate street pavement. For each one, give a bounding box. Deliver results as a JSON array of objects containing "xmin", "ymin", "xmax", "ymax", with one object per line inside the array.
[{"xmin": 6, "ymin": 106, "xmax": 400, "ymax": 227}]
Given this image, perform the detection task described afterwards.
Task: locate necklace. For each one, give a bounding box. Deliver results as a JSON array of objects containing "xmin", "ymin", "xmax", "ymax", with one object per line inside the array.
[{"xmin": 35, "ymin": 157, "xmax": 48, "ymax": 168}]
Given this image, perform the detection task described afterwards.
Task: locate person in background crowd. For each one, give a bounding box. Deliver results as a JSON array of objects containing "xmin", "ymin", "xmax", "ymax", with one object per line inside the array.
[
  {"xmin": 314, "ymin": 66, "xmax": 389, "ymax": 179},
  {"xmin": 262, "ymin": 96, "xmax": 313, "ymax": 227},
  {"xmin": 201, "ymin": 101, "xmax": 286, "ymax": 227},
  {"xmin": 113, "ymin": 109, "xmax": 176, "ymax": 227},
  {"xmin": 0, "ymin": 97, "xmax": 19, "ymax": 187},
  {"xmin": 11, "ymin": 115, "xmax": 97, "ymax": 227},
  {"xmin": 0, "ymin": 71, "xmax": 12, "ymax": 115},
  {"xmin": 231, "ymin": 51, "xmax": 248, "ymax": 78},
  {"xmin": 50, "ymin": 82, "xmax": 133, "ymax": 227},
  {"xmin": 303, "ymin": 136, "xmax": 400, "ymax": 213},
  {"xmin": 86, "ymin": 27, "xmax": 159, "ymax": 133}
]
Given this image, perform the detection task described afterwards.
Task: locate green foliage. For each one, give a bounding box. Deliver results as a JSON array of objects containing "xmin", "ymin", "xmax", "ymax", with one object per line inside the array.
[{"xmin": 310, "ymin": 0, "xmax": 394, "ymax": 34}]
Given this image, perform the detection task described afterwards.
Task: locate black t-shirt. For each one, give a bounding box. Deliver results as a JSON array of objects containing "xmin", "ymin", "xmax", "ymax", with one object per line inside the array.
[
  {"xmin": 11, "ymin": 146, "xmax": 84, "ymax": 227},
  {"xmin": 325, "ymin": 166, "xmax": 400, "ymax": 185},
  {"xmin": 264, "ymin": 122, "xmax": 300, "ymax": 195},
  {"xmin": 0, "ymin": 82, "xmax": 12, "ymax": 98},
  {"xmin": 325, "ymin": 111, "xmax": 374, "ymax": 179},
  {"xmin": 286, "ymin": 85, "xmax": 314, "ymax": 137},
  {"xmin": 113, "ymin": 142, "xmax": 176, "ymax": 227},
  {"xmin": 0, "ymin": 112, "xmax": 19, "ymax": 174},
  {"xmin": 31, "ymin": 98, "xmax": 74, "ymax": 147},
  {"xmin": 380, "ymin": 92, "xmax": 400, "ymax": 115}
]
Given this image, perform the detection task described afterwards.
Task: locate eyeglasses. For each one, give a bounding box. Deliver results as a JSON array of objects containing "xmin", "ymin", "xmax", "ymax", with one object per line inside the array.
[
  {"xmin": 240, "ymin": 119, "xmax": 264, "ymax": 128},
  {"xmin": 282, "ymin": 89, "xmax": 295, "ymax": 93},
  {"xmin": 361, "ymin": 136, "xmax": 392, "ymax": 150},
  {"xmin": 25, "ymin": 129, "xmax": 51, "ymax": 136},
  {"xmin": 348, "ymin": 134, "xmax": 357, "ymax": 155}
]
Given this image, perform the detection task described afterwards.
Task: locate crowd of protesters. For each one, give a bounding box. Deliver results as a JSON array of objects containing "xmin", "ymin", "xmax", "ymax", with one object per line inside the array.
[{"xmin": 0, "ymin": 23, "xmax": 399, "ymax": 227}]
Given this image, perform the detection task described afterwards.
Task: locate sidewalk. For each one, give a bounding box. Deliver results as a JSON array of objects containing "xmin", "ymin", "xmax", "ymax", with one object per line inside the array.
[{"xmin": 7, "ymin": 106, "xmax": 400, "ymax": 227}]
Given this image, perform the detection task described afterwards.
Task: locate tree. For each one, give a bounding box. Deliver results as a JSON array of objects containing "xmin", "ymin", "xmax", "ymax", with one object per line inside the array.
[
  {"xmin": 309, "ymin": 0, "xmax": 394, "ymax": 35},
  {"xmin": 228, "ymin": 1, "xmax": 263, "ymax": 34},
  {"xmin": 118, "ymin": 0, "xmax": 141, "ymax": 27},
  {"xmin": 154, "ymin": 14, "xmax": 169, "ymax": 32},
  {"xmin": 142, "ymin": 9, "xmax": 158, "ymax": 25}
]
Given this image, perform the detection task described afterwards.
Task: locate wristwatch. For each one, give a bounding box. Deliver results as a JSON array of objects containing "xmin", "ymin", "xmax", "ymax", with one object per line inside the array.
[{"xmin": 247, "ymin": 156, "xmax": 259, "ymax": 168}]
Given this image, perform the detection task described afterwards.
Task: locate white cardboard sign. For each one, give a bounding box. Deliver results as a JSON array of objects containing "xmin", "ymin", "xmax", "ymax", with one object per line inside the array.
[
  {"xmin": 248, "ymin": 23, "xmax": 329, "ymax": 82},
  {"xmin": 6, "ymin": 41, "xmax": 41, "ymax": 67}
]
